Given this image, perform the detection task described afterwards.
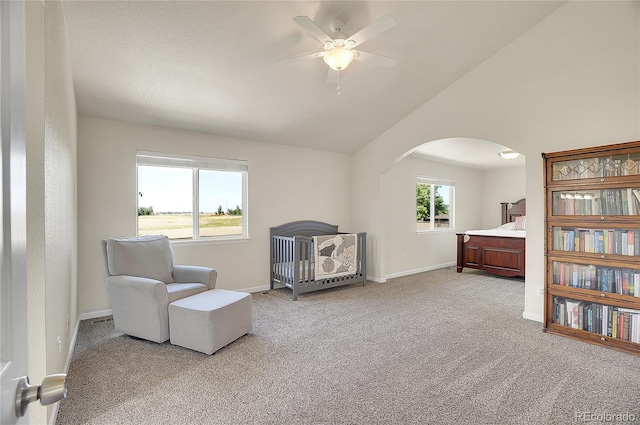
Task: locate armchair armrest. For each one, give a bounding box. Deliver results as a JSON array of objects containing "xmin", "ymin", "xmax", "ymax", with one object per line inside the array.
[
  {"xmin": 106, "ymin": 275, "xmax": 170, "ymax": 342},
  {"xmin": 172, "ymin": 264, "xmax": 217, "ymax": 290}
]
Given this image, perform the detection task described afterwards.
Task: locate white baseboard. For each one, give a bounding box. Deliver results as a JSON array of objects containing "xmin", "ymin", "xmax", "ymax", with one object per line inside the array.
[
  {"xmin": 367, "ymin": 275, "xmax": 386, "ymax": 283},
  {"xmin": 385, "ymin": 262, "xmax": 456, "ymax": 280},
  {"xmin": 238, "ymin": 284, "xmax": 272, "ymax": 293},
  {"xmin": 65, "ymin": 317, "xmax": 80, "ymax": 372},
  {"xmin": 79, "ymin": 309, "xmax": 112, "ymax": 321},
  {"xmin": 522, "ymin": 311, "xmax": 543, "ymax": 323},
  {"xmin": 51, "ymin": 316, "xmax": 82, "ymax": 425},
  {"xmin": 50, "ymin": 401, "xmax": 61, "ymax": 425}
]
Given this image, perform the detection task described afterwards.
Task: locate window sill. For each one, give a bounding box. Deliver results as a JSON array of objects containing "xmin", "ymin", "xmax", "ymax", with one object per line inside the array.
[{"xmin": 170, "ymin": 236, "xmax": 251, "ymax": 247}]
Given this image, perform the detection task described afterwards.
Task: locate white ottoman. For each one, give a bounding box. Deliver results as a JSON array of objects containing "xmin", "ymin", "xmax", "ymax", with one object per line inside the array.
[{"xmin": 168, "ymin": 289, "xmax": 252, "ymax": 354}]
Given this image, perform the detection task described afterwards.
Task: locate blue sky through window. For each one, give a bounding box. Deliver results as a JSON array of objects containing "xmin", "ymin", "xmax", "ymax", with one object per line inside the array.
[{"xmin": 138, "ymin": 166, "xmax": 242, "ymax": 213}]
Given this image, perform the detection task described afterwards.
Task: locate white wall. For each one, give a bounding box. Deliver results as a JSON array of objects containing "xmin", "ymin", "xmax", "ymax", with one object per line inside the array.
[
  {"xmin": 77, "ymin": 117, "xmax": 352, "ymax": 314},
  {"xmin": 44, "ymin": 0, "xmax": 78, "ymax": 381},
  {"xmin": 482, "ymin": 166, "xmax": 526, "ymax": 229},
  {"xmin": 352, "ymin": 1, "xmax": 640, "ymax": 321},
  {"xmin": 384, "ymin": 156, "xmax": 484, "ymax": 277},
  {"xmin": 25, "ymin": 1, "xmax": 78, "ymax": 424}
]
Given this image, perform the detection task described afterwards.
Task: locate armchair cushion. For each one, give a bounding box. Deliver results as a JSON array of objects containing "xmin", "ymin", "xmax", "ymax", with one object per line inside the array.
[
  {"xmin": 166, "ymin": 283, "xmax": 208, "ymax": 303},
  {"xmin": 106, "ymin": 235, "xmax": 175, "ymax": 283}
]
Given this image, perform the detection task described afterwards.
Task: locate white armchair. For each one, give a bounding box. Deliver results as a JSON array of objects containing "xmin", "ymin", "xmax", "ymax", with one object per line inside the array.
[{"xmin": 102, "ymin": 235, "xmax": 216, "ymax": 343}]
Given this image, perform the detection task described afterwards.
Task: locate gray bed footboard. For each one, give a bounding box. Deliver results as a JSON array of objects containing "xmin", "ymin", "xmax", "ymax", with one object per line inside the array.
[{"xmin": 270, "ymin": 221, "xmax": 367, "ymax": 300}]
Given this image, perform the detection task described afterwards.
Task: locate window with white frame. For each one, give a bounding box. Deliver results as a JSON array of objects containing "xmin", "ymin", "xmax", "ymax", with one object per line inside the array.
[
  {"xmin": 416, "ymin": 176, "xmax": 455, "ymax": 232},
  {"xmin": 136, "ymin": 151, "xmax": 248, "ymax": 240}
]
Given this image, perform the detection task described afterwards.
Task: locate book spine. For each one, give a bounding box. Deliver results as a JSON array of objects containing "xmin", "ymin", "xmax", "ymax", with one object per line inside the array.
[
  {"xmin": 595, "ymin": 230, "xmax": 604, "ymax": 254},
  {"xmin": 608, "ymin": 230, "xmax": 614, "ymax": 254},
  {"xmin": 624, "ymin": 313, "xmax": 630, "ymax": 341}
]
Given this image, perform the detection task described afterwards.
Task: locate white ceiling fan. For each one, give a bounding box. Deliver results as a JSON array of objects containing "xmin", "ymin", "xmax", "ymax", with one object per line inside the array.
[{"xmin": 282, "ymin": 14, "xmax": 398, "ymax": 89}]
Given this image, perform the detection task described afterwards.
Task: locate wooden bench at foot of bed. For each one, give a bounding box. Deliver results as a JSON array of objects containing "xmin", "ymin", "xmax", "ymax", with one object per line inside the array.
[
  {"xmin": 456, "ymin": 198, "xmax": 526, "ymax": 278},
  {"xmin": 456, "ymin": 233, "xmax": 525, "ymax": 277}
]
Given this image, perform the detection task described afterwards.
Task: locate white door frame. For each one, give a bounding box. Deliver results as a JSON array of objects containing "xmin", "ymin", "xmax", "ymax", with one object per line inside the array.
[{"xmin": 1, "ymin": 1, "xmax": 30, "ymax": 423}]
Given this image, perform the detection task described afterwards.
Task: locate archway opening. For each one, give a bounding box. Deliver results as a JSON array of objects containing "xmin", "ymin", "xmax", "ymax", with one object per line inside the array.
[{"xmin": 381, "ymin": 137, "xmax": 526, "ymax": 280}]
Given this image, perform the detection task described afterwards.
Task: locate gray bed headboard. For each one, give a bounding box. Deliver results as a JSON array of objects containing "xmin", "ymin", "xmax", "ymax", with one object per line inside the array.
[{"xmin": 270, "ymin": 220, "xmax": 339, "ymax": 238}]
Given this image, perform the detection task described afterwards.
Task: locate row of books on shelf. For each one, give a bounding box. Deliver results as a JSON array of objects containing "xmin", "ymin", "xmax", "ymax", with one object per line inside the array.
[
  {"xmin": 552, "ymin": 262, "xmax": 640, "ymax": 296},
  {"xmin": 552, "ymin": 157, "xmax": 640, "ymax": 180},
  {"xmin": 552, "ymin": 297, "xmax": 640, "ymax": 343},
  {"xmin": 552, "ymin": 228, "xmax": 640, "ymax": 256},
  {"xmin": 552, "ymin": 188, "xmax": 640, "ymax": 216}
]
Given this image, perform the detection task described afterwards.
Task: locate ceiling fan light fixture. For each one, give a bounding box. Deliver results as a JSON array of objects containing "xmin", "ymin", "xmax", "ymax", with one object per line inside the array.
[
  {"xmin": 498, "ymin": 150, "xmax": 520, "ymax": 160},
  {"xmin": 323, "ymin": 48, "xmax": 355, "ymax": 71}
]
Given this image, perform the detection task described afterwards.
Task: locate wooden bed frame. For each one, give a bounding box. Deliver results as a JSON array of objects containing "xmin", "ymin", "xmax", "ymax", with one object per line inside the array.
[
  {"xmin": 456, "ymin": 199, "xmax": 526, "ymax": 277},
  {"xmin": 270, "ymin": 220, "xmax": 367, "ymax": 300}
]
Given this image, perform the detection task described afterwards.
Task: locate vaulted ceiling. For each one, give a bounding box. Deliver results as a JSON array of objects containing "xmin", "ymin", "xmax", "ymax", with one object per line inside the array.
[{"xmin": 62, "ymin": 1, "xmax": 564, "ymax": 160}]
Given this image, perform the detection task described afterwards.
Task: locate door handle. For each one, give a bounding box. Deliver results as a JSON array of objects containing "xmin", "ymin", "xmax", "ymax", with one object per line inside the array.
[{"xmin": 15, "ymin": 374, "xmax": 67, "ymax": 418}]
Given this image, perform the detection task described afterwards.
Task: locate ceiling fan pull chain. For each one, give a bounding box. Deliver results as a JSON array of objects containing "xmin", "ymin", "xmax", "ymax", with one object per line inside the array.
[{"xmin": 336, "ymin": 70, "xmax": 341, "ymax": 95}]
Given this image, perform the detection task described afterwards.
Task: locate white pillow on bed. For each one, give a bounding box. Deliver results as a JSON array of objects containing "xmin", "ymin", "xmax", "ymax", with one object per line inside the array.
[
  {"xmin": 514, "ymin": 216, "xmax": 527, "ymax": 230},
  {"xmin": 497, "ymin": 222, "xmax": 515, "ymax": 230}
]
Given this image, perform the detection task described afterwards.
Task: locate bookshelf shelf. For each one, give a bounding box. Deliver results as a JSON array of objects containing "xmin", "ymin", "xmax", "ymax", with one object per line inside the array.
[{"xmin": 544, "ymin": 141, "xmax": 640, "ymax": 356}]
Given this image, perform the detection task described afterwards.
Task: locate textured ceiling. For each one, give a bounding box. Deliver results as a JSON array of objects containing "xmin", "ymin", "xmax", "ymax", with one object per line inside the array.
[
  {"xmin": 411, "ymin": 138, "xmax": 526, "ymax": 170},
  {"xmin": 62, "ymin": 1, "xmax": 563, "ymax": 157}
]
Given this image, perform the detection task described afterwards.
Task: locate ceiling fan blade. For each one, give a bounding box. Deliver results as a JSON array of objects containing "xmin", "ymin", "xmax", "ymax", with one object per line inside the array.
[
  {"xmin": 346, "ymin": 15, "xmax": 396, "ymax": 48},
  {"xmin": 293, "ymin": 16, "xmax": 334, "ymax": 47},
  {"xmin": 278, "ymin": 51, "xmax": 325, "ymax": 64},
  {"xmin": 353, "ymin": 50, "xmax": 398, "ymax": 68}
]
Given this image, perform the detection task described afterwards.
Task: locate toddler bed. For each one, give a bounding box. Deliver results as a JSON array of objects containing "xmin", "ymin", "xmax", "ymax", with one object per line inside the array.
[{"xmin": 270, "ymin": 220, "xmax": 367, "ymax": 300}]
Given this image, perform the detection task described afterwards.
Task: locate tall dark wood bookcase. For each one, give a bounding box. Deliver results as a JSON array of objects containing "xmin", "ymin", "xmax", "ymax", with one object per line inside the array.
[{"xmin": 543, "ymin": 140, "xmax": 640, "ymax": 356}]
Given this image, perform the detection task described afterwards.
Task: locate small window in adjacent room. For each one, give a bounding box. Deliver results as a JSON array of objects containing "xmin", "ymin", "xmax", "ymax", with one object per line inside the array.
[
  {"xmin": 136, "ymin": 151, "xmax": 248, "ymax": 241},
  {"xmin": 416, "ymin": 176, "xmax": 455, "ymax": 232}
]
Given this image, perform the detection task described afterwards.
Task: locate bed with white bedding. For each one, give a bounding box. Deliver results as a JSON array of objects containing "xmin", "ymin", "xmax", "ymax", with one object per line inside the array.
[{"xmin": 456, "ymin": 199, "xmax": 526, "ymax": 277}]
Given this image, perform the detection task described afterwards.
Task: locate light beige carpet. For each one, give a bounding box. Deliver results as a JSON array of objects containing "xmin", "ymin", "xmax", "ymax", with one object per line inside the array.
[{"xmin": 56, "ymin": 268, "xmax": 640, "ymax": 424}]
